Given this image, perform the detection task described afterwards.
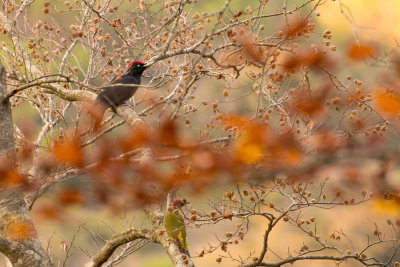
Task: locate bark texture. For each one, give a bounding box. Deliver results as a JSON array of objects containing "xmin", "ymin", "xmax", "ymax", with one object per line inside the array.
[
  {"xmin": 0, "ymin": 65, "xmax": 14, "ymax": 163},
  {"xmin": 0, "ymin": 63, "xmax": 53, "ymax": 267}
]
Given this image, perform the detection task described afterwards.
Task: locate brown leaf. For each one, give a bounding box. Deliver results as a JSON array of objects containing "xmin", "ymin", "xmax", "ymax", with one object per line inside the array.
[
  {"xmin": 158, "ymin": 120, "xmax": 178, "ymax": 146},
  {"xmin": 199, "ymin": 250, "xmax": 205, "ymax": 257},
  {"xmin": 223, "ymin": 211, "xmax": 233, "ymax": 220},
  {"xmin": 237, "ymin": 30, "xmax": 265, "ymax": 64},
  {"xmin": 60, "ymin": 240, "xmax": 68, "ymax": 252},
  {"xmin": 221, "ymin": 242, "xmax": 227, "ymax": 252},
  {"xmin": 284, "ymin": 19, "xmax": 313, "ymax": 39},
  {"xmin": 290, "ymin": 85, "xmax": 330, "ymax": 118},
  {"xmin": 282, "ymin": 49, "xmax": 325, "ymax": 72},
  {"xmin": 233, "ymin": 11, "xmax": 243, "ymax": 19}
]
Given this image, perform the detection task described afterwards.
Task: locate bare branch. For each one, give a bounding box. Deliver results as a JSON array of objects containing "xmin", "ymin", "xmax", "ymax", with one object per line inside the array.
[{"xmin": 84, "ymin": 228, "xmax": 158, "ymax": 267}]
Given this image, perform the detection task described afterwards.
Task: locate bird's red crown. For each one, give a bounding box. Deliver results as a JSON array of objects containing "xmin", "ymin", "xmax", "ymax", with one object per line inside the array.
[
  {"xmin": 171, "ymin": 200, "xmax": 180, "ymax": 207},
  {"xmin": 172, "ymin": 199, "xmax": 188, "ymax": 207},
  {"xmin": 127, "ymin": 61, "xmax": 145, "ymax": 69}
]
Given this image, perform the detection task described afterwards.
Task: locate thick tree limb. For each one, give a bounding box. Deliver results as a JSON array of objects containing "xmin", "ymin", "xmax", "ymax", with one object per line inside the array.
[
  {"xmin": 0, "ymin": 63, "xmax": 53, "ymax": 266},
  {"xmin": 85, "ymin": 214, "xmax": 194, "ymax": 267},
  {"xmin": 84, "ymin": 186, "xmax": 194, "ymax": 267},
  {"xmin": 0, "ymin": 64, "xmax": 15, "ymax": 164},
  {"xmin": 84, "ymin": 228, "xmax": 159, "ymax": 267}
]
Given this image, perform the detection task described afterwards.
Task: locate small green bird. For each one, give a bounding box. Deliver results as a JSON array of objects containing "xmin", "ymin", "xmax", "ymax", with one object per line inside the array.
[{"xmin": 163, "ymin": 199, "xmax": 189, "ymax": 256}]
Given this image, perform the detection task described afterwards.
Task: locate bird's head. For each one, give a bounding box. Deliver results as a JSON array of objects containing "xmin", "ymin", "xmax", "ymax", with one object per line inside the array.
[
  {"xmin": 171, "ymin": 199, "xmax": 188, "ymax": 208},
  {"xmin": 126, "ymin": 60, "xmax": 147, "ymax": 75}
]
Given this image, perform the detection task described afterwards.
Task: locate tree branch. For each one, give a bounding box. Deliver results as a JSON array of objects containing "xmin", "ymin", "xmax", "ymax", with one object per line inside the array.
[
  {"xmin": 84, "ymin": 228, "xmax": 159, "ymax": 267},
  {"xmin": 254, "ymin": 254, "xmax": 385, "ymax": 267},
  {"xmin": 84, "ymin": 203, "xmax": 194, "ymax": 267}
]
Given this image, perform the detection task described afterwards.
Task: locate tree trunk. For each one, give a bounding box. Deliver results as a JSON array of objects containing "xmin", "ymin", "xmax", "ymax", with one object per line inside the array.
[{"xmin": 0, "ymin": 64, "xmax": 53, "ymax": 266}]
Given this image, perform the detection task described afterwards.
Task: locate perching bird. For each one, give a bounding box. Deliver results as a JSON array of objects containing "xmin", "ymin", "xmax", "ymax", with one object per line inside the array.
[
  {"xmin": 163, "ymin": 199, "xmax": 190, "ymax": 256},
  {"xmin": 95, "ymin": 60, "xmax": 147, "ymax": 116}
]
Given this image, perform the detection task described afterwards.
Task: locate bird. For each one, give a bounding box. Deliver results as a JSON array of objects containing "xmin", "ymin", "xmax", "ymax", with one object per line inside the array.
[
  {"xmin": 163, "ymin": 199, "xmax": 190, "ymax": 256},
  {"xmin": 95, "ymin": 60, "xmax": 147, "ymax": 116}
]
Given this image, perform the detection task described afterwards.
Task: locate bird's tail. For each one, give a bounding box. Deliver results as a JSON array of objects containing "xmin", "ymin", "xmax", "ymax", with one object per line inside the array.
[
  {"xmin": 177, "ymin": 243, "xmax": 190, "ymax": 257},
  {"xmin": 177, "ymin": 233, "xmax": 190, "ymax": 257}
]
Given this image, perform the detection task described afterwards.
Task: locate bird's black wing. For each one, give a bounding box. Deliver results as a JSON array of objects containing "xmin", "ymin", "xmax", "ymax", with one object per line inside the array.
[{"xmin": 96, "ymin": 84, "xmax": 139, "ymax": 112}]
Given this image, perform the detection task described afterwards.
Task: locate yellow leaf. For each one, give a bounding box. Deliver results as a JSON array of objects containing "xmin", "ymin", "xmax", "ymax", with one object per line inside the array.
[
  {"xmin": 372, "ymin": 198, "xmax": 400, "ymax": 215},
  {"xmin": 234, "ymin": 123, "xmax": 265, "ymax": 164},
  {"xmin": 236, "ymin": 142, "xmax": 263, "ymax": 164}
]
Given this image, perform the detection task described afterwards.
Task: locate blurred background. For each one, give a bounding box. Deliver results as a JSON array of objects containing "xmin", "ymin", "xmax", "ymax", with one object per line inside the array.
[{"xmin": 3, "ymin": 0, "xmax": 400, "ymax": 266}]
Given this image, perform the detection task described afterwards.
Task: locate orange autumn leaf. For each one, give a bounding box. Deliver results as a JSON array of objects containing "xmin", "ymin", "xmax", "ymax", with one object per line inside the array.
[
  {"xmin": 121, "ymin": 124, "xmax": 149, "ymax": 151},
  {"xmin": 266, "ymin": 131, "xmax": 302, "ymax": 167},
  {"xmin": 0, "ymin": 169, "xmax": 26, "ymax": 187},
  {"xmin": 59, "ymin": 188, "xmax": 83, "ymax": 205},
  {"xmin": 36, "ymin": 204, "xmax": 61, "ymax": 220},
  {"xmin": 191, "ymin": 149, "xmax": 216, "ymax": 170},
  {"xmin": 374, "ymin": 88, "xmax": 400, "ymax": 115},
  {"xmin": 236, "ymin": 142, "xmax": 263, "ymax": 164},
  {"xmin": 278, "ymin": 148, "xmax": 301, "ymax": 166},
  {"xmin": 347, "ymin": 43, "xmax": 375, "ymax": 60},
  {"xmin": 234, "ymin": 122, "xmax": 265, "ymax": 164},
  {"xmin": 230, "ymin": 119, "xmax": 302, "ymax": 166},
  {"xmin": 222, "ymin": 115, "xmax": 249, "ymax": 131},
  {"xmin": 6, "ymin": 221, "xmax": 35, "ymax": 241},
  {"xmin": 53, "ymin": 137, "xmax": 84, "ymax": 167}
]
